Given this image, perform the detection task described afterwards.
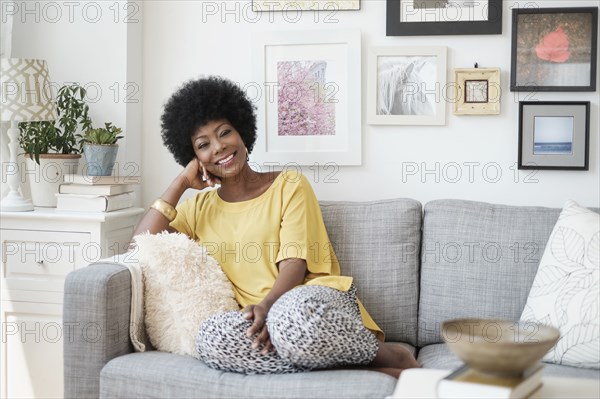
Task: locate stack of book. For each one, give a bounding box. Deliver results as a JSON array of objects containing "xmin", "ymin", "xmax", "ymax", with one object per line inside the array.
[
  {"xmin": 56, "ymin": 174, "xmax": 141, "ymax": 212},
  {"xmin": 437, "ymin": 362, "xmax": 544, "ymax": 399}
]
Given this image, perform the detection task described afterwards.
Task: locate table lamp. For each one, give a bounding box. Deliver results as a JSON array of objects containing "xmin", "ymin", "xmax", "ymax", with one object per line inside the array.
[{"xmin": 1, "ymin": 58, "xmax": 57, "ymax": 211}]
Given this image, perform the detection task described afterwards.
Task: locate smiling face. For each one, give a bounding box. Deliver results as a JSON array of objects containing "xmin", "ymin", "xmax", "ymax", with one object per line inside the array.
[{"xmin": 191, "ymin": 119, "xmax": 247, "ymax": 179}]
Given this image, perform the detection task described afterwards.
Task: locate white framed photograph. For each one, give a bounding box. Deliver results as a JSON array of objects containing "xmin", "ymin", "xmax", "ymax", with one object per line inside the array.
[
  {"xmin": 252, "ymin": 0, "xmax": 360, "ymax": 11},
  {"xmin": 367, "ymin": 46, "xmax": 447, "ymax": 125},
  {"xmin": 252, "ymin": 29, "xmax": 361, "ymax": 165}
]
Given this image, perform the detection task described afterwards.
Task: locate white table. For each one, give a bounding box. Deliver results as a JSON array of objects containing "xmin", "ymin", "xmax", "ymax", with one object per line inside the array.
[
  {"xmin": 388, "ymin": 369, "xmax": 600, "ymax": 399},
  {"xmin": 1, "ymin": 207, "xmax": 144, "ymax": 398}
]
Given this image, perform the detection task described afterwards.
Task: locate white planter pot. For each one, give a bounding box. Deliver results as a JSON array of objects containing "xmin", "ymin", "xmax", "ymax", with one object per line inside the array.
[{"xmin": 26, "ymin": 154, "xmax": 81, "ymax": 207}]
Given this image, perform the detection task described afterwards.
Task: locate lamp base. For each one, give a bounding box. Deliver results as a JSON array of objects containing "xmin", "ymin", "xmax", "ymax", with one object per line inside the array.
[{"xmin": 0, "ymin": 191, "xmax": 34, "ymax": 212}]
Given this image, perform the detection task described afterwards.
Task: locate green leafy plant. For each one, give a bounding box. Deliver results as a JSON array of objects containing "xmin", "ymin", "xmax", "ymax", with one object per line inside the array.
[
  {"xmin": 19, "ymin": 84, "xmax": 93, "ymax": 164},
  {"xmin": 79, "ymin": 122, "xmax": 124, "ymax": 145}
]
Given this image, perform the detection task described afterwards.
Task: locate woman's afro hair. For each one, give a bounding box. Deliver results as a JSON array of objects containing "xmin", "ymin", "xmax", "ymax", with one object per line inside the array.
[{"xmin": 160, "ymin": 76, "xmax": 257, "ymax": 166}]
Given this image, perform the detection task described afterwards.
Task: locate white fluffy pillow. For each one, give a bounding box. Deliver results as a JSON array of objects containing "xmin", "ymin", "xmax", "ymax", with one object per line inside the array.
[
  {"xmin": 520, "ymin": 200, "xmax": 599, "ymax": 369},
  {"xmin": 134, "ymin": 231, "xmax": 239, "ymax": 358}
]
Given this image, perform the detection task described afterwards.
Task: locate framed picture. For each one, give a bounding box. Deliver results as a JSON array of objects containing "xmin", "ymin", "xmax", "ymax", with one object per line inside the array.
[
  {"xmin": 252, "ymin": 1, "xmax": 360, "ymax": 12},
  {"xmin": 367, "ymin": 46, "xmax": 447, "ymax": 125},
  {"xmin": 511, "ymin": 7, "xmax": 598, "ymax": 92},
  {"xmin": 252, "ymin": 29, "xmax": 361, "ymax": 165},
  {"xmin": 386, "ymin": 0, "xmax": 502, "ymax": 36},
  {"xmin": 452, "ymin": 67, "xmax": 501, "ymax": 115},
  {"xmin": 518, "ymin": 102, "xmax": 590, "ymax": 170}
]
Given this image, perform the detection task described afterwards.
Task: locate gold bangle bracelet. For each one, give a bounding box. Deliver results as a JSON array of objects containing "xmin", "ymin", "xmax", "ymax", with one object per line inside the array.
[{"xmin": 150, "ymin": 198, "xmax": 177, "ymax": 222}]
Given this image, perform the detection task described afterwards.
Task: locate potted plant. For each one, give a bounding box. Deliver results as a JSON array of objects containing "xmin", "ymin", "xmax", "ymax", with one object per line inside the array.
[
  {"xmin": 19, "ymin": 84, "xmax": 92, "ymax": 207},
  {"xmin": 78, "ymin": 122, "xmax": 124, "ymax": 176}
]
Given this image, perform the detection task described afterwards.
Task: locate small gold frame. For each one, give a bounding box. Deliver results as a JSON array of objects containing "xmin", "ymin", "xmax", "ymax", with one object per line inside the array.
[{"xmin": 453, "ymin": 68, "xmax": 501, "ymax": 115}]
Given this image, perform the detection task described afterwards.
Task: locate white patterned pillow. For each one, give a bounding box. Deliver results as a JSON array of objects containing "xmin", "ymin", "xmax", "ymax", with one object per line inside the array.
[
  {"xmin": 520, "ymin": 200, "xmax": 599, "ymax": 369},
  {"xmin": 134, "ymin": 232, "xmax": 239, "ymax": 358}
]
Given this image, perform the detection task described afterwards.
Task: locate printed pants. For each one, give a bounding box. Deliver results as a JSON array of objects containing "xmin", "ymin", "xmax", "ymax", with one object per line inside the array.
[{"xmin": 196, "ymin": 285, "xmax": 380, "ymax": 374}]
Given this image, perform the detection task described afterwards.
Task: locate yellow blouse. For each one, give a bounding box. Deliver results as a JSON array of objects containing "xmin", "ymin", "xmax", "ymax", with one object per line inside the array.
[{"xmin": 170, "ymin": 170, "xmax": 383, "ymax": 341}]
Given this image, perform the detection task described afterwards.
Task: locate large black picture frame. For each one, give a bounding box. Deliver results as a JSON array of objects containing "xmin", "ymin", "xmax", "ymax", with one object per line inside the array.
[
  {"xmin": 386, "ymin": 0, "xmax": 503, "ymax": 36},
  {"xmin": 511, "ymin": 7, "xmax": 598, "ymax": 92}
]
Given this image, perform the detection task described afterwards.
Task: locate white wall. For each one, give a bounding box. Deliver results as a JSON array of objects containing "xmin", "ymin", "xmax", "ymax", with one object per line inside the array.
[
  {"xmin": 0, "ymin": 3, "xmax": 12, "ymax": 198},
  {"xmin": 142, "ymin": 0, "xmax": 599, "ymax": 209},
  {"xmin": 4, "ymin": 0, "xmax": 142, "ymax": 204},
  {"xmin": 5, "ymin": 0, "xmax": 598, "ymax": 209}
]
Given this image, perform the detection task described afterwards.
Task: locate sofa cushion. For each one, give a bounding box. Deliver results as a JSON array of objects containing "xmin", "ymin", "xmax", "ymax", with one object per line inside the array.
[
  {"xmin": 134, "ymin": 232, "xmax": 238, "ymax": 358},
  {"xmin": 418, "ymin": 199, "xmax": 563, "ymax": 346},
  {"xmin": 417, "ymin": 343, "xmax": 600, "ymax": 379},
  {"xmin": 100, "ymin": 352, "xmax": 397, "ymax": 398},
  {"xmin": 520, "ymin": 200, "xmax": 599, "ymax": 369},
  {"xmin": 320, "ymin": 199, "xmax": 422, "ymax": 345}
]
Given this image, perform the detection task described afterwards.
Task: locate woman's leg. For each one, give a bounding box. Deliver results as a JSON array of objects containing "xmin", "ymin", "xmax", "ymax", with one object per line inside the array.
[
  {"xmin": 366, "ymin": 343, "xmax": 421, "ymax": 378},
  {"xmin": 266, "ymin": 285, "xmax": 380, "ymax": 369},
  {"xmin": 267, "ymin": 285, "xmax": 420, "ymax": 378},
  {"xmin": 196, "ymin": 310, "xmax": 306, "ymax": 374}
]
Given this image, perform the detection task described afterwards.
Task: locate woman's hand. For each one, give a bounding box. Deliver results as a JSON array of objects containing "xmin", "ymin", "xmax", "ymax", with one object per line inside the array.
[
  {"xmin": 243, "ymin": 303, "xmax": 275, "ymax": 355},
  {"xmin": 178, "ymin": 158, "xmax": 221, "ymax": 190},
  {"xmin": 241, "ymin": 260, "xmax": 307, "ymax": 356}
]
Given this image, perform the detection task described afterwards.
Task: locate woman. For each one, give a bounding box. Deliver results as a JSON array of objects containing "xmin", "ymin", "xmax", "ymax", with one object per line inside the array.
[{"xmin": 134, "ymin": 76, "xmax": 419, "ymax": 377}]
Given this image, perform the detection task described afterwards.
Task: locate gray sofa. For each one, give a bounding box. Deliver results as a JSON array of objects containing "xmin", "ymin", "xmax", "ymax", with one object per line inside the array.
[{"xmin": 63, "ymin": 199, "xmax": 599, "ymax": 398}]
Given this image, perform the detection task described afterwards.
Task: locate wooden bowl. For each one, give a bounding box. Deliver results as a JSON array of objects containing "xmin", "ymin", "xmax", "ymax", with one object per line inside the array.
[{"xmin": 442, "ymin": 318, "xmax": 560, "ymax": 375}]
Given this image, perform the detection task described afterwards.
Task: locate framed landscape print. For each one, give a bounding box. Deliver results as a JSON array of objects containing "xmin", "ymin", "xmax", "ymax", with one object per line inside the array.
[
  {"xmin": 252, "ymin": 29, "xmax": 361, "ymax": 165},
  {"xmin": 518, "ymin": 102, "xmax": 590, "ymax": 170},
  {"xmin": 511, "ymin": 7, "xmax": 598, "ymax": 91},
  {"xmin": 368, "ymin": 46, "xmax": 447, "ymax": 125},
  {"xmin": 252, "ymin": 1, "xmax": 360, "ymax": 11},
  {"xmin": 452, "ymin": 67, "xmax": 501, "ymax": 115},
  {"xmin": 386, "ymin": 0, "xmax": 502, "ymax": 36}
]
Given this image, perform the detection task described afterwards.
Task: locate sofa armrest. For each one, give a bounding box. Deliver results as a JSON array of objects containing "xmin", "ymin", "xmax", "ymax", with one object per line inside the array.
[{"xmin": 63, "ymin": 263, "xmax": 133, "ymax": 399}]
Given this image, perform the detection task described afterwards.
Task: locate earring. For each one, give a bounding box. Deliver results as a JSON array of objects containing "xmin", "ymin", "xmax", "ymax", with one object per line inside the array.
[{"xmin": 245, "ymin": 147, "xmax": 249, "ymax": 162}]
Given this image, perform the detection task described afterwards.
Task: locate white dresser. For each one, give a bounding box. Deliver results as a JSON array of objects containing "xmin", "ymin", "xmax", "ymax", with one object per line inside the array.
[{"xmin": 0, "ymin": 207, "xmax": 144, "ymax": 399}]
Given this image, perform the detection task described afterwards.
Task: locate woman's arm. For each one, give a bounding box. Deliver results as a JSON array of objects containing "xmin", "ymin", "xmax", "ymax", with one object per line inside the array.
[
  {"xmin": 243, "ymin": 258, "xmax": 307, "ymax": 354},
  {"xmin": 133, "ymin": 158, "xmax": 220, "ymax": 236},
  {"xmin": 132, "ymin": 177, "xmax": 187, "ymax": 236},
  {"xmin": 262, "ymin": 258, "xmax": 307, "ymax": 309}
]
